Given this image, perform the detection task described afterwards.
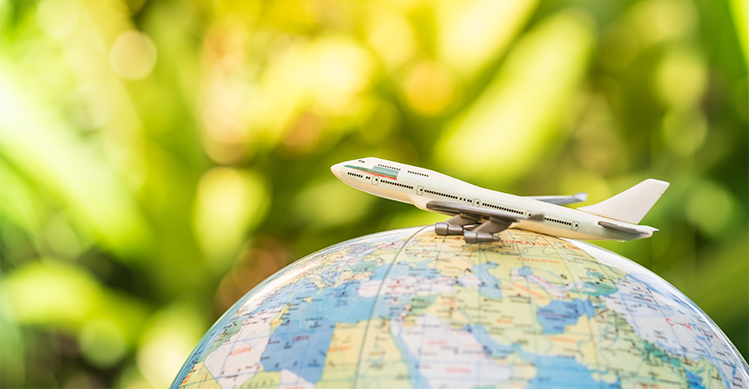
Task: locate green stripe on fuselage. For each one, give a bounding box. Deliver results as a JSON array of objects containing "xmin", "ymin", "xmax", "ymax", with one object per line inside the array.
[{"xmin": 345, "ymin": 165, "xmax": 399, "ymax": 179}]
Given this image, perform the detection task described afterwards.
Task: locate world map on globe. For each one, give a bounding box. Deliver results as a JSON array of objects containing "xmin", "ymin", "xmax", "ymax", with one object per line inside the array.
[{"xmin": 172, "ymin": 227, "xmax": 748, "ymax": 389}]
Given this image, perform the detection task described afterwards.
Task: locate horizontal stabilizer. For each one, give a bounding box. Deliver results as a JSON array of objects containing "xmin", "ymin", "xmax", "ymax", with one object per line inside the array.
[
  {"xmin": 598, "ymin": 221, "xmax": 656, "ymax": 235},
  {"xmin": 527, "ymin": 192, "xmax": 588, "ymax": 205},
  {"xmin": 579, "ymin": 179, "xmax": 669, "ymax": 224}
]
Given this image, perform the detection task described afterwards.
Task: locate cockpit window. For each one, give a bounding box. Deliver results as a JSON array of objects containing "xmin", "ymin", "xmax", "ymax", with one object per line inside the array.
[{"xmin": 358, "ymin": 159, "xmax": 365, "ymax": 163}]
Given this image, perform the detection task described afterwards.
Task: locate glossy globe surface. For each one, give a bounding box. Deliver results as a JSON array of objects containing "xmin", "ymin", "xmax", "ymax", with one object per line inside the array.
[{"xmin": 172, "ymin": 227, "xmax": 748, "ymax": 389}]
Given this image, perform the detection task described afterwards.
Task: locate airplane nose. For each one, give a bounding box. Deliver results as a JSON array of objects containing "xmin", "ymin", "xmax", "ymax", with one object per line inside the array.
[{"xmin": 331, "ymin": 163, "xmax": 344, "ymax": 180}]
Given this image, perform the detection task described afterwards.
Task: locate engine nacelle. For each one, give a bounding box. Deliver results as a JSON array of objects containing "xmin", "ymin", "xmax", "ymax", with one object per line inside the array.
[
  {"xmin": 463, "ymin": 231, "xmax": 498, "ymax": 244},
  {"xmin": 434, "ymin": 222, "xmax": 464, "ymax": 236}
]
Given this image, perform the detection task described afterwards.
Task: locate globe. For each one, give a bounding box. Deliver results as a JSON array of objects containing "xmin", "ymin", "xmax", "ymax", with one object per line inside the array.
[{"xmin": 172, "ymin": 227, "xmax": 748, "ymax": 389}]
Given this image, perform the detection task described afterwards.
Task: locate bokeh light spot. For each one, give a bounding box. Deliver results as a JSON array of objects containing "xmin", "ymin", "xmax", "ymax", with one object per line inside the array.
[
  {"xmin": 435, "ymin": 9, "xmax": 595, "ymax": 183},
  {"xmin": 137, "ymin": 303, "xmax": 204, "ymax": 388},
  {"xmin": 110, "ymin": 31, "xmax": 158, "ymax": 80},
  {"xmin": 2, "ymin": 260, "xmax": 100, "ymax": 325},
  {"xmin": 294, "ymin": 179, "xmax": 374, "ymax": 228},
  {"xmin": 661, "ymin": 110, "xmax": 708, "ymax": 156},
  {"xmin": 629, "ymin": 0, "xmax": 697, "ymax": 45},
  {"xmin": 37, "ymin": 0, "xmax": 79, "ymax": 38},
  {"xmin": 404, "ymin": 62, "xmax": 455, "ymax": 116},
  {"xmin": 654, "ymin": 47, "xmax": 707, "ymax": 109},
  {"xmin": 281, "ymin": 112, "xmax": 323, "ymax": 154},
  {"xmin": 686, "ymin": 181, "xmax": 737, "ymax": 237},
  {"xmin": 79, "ymin": 318, "xmax": 127, "ymax": 368},
  {"xmin": 194, "ymin": 168, "xmax": 270, "ymax": 267},
  {"xmin": 366, "ymin": 11, "xmax": 416, "ymax": 70},
  {"xmin": 201, "ymin": 23, "xmax": 250, "ymax": 150},
  {"xmin": 437, "ymin": 0, "xmax": 539, "ymax": 78},
  {"xmin": 197, "ymin": 168, "xmax": 249, "ymax": 214},
  {"xmin": 314, "ymin": 37, "xmax": 373, "ymax": 111}
]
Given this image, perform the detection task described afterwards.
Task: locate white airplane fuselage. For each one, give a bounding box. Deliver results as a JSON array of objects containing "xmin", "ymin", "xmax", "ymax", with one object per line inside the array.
[{"xmin": 331, "ymin": 158, "xmax": 658, "ymax": 241}]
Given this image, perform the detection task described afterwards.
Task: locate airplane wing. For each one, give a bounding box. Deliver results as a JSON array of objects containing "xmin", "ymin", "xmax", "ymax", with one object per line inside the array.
[
  {"xmin": 426, "ymin": 201, "xmax": 544, "ymax": 243},
  {"xmin": 525, "ymin": 192, "xmax": 588, "ymax": 205},
  {"xmin": 426, "ymin": 201, "xmax": 543, "ymax": 221}
]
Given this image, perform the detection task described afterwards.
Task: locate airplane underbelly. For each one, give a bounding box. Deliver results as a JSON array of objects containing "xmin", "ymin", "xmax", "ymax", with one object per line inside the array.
[
  {"xmin": 354, "ymin": 185, "xmax": 412, "ymax": 204},
  {"xmin": 512, "ymin": 220, "xmax": 625, "ymax": 241}
]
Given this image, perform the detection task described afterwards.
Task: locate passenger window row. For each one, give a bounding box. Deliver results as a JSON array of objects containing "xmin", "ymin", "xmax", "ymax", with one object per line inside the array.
[
  {"xmin": 377, "ymin": 164, "xmax": 400, "ymax": 171},
  {"xmin": 484, "ymin": 203, "xmax": 523, "ymax": 215},
  {"xmin": 544, "ymin": 217, "xmax": 572, "ymax": 226},
  {"xmin": 381, "ymin": 179, "xmax": 414, "ymax": 190},
  {"xmin": 424, "ymin": 189, "xmax": 458, "ymax": 200}
]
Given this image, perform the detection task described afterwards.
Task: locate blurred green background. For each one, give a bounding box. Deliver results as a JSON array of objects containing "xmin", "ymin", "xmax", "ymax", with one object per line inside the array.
[{"xmin": 0, "ymin": 0, "xmax": 747, "ymax": 387}]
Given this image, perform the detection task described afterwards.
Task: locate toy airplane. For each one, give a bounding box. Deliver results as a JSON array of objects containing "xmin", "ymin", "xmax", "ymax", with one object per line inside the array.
[{"xmin": 331, "ymin": 157, "xmax": 669, "ymax": 243}]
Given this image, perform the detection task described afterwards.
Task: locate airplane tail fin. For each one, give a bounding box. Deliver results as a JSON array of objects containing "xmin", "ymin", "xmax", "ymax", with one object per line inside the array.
[{"xmin": 578, "ymin": 179, "xmax": 670, "ymax": 224}]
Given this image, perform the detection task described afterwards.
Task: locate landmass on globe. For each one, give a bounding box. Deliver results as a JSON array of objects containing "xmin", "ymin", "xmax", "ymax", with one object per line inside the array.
[
  {"xmin": 171, "ymin": 227, "xmax": 749, "ymax": 389},
  {"xmin": 331, "ymin": 157, "xmax": 669, "ymax": 243}
]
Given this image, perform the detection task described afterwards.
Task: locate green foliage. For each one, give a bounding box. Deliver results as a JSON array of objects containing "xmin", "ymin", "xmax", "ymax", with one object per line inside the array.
[{"xmin": 0, "ymin": 0, "xmax": 746, "ymax": 387}]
